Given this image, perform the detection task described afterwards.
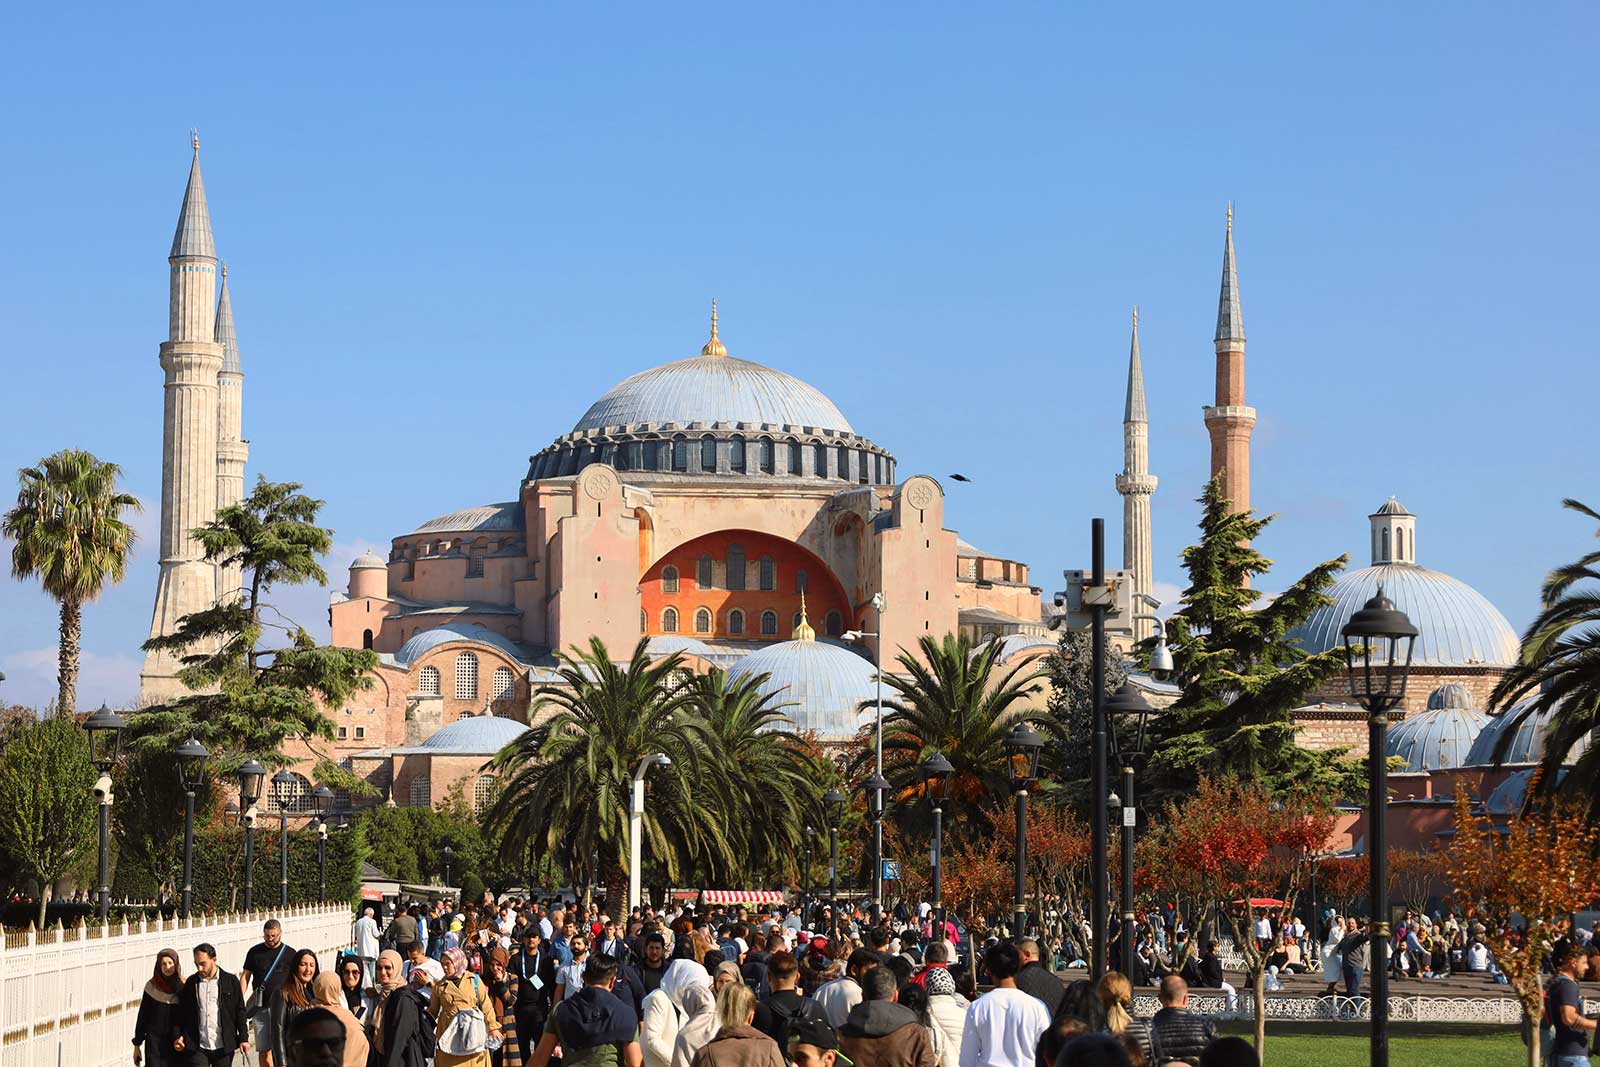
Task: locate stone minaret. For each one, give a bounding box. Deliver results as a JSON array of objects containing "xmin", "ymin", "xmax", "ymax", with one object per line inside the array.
[
  {"xmin": 1116, "ymin": 307, "xmax": 1157, "ymax": 640},
  {"xmin": 141, "ymin": 134, "xmax": 223, "ymax": 705},
  {"xmin": 214, "ymin": 263, "xmax": 248, "ymax": 601},
  {"xmin": 1204, "ymin": 203, "xmax": 1255, "ymax": 518}
]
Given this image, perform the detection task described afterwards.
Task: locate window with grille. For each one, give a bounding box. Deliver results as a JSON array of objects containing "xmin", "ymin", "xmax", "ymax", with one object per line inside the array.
[
  {"xmin": 836, "ymin": 445, "xmax": 847, "ymax": 478},
  {"xmin": 466, "ymin": 549, "xmax": 485, "ymax": 578},
  {"xmin": 728, "ymin": 609, "xmax": 745, "ymax": 635},
  {"xmin": 672, "ymin": 436, "xmax": 689, "ymax": 472},
  {"xmin": 663, "ymin": 607, "xmax": 679, "ymax": 633},
  {"xmin": 493, "ymin": 666, "xmax": 515, "ymax": 699},
  {"xmin": 759, "ymin": 438, "xmax": 775, "ymax": 474},
  {"xmin": 697, "ymin": 555, "xmax": 714, "ymax": 589},
  {"xmin": 814, "ymin": 442, "xmax": 828, "ymax": 477},
  {"xmin": 268, "ymin": 772, "xmax": 314, "ymax": 815},
  {"xmin": 354, "ymin": 726, "xmax": 366, "ymax": 740},
  {"xmin": 409, "ymin": 777, "xmax": 431, "ymax": 807},
  {"xmin": 337, "ymin": 726, "xmax": 348, "ymax": 740},
  {"xmin": 727, "ymin": 545, "xmax": 746, "ymax": 590},
  {"xmin": 826, "ymin": 610, "xmax": 843, "ymax": 636},
  {"xmin": 419, "ymin": 666, "xmax": 441, "ymax": 696},
  {"xmin": 474, "ymin": 775, "xmax": 498, "ymax": 813},
  {"xmin": 760, "ymin": 610, "xmax": 778, "ymax": 636},
  {"xmin": 695, "ymin": 608, "xmax": 712, "ymax": 633},
  {"xmin": 788, "ymin": 441, "xmax": 802, "ymax": 474},
  {"xmin": 758, "ymin": 556, "xmax": 775, "ymax": 591},
  {"xmin": 455, "ymin": 652, "xmax": 479, "ymax": 700},
  {"xmin": 662, "ymin": 565, "xmax": 680, "ymax": 594},
  {"xmin": 730, "ymin": 437, "xmax": 746, "ymax": 473},
  {"xmin": 701, "ymin": 435, "xmax": 716, "ymax": 471},
  {"xmin": 858, "ymin": 450, "xmax": 870, "ymax": 484}
]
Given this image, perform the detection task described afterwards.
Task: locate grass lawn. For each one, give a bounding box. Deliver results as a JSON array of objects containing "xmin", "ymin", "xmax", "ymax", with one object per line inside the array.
[{"xmin": 1214, "ymin": 1021, "xmax": 1525, "ymax": 1066}]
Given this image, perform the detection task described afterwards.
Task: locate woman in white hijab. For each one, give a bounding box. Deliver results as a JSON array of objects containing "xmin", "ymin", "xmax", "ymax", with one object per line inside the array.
[
  {"xmin": 669, "ymin": 983, "xmax": 719, "ymax": 1067},
  {"xmin": 1322, "ymin": 914, "xmax": 1345, "ymax": 994},
  {"xmin": 642, "ymin": 958, "xmax": 712, "ymax": 1067}
]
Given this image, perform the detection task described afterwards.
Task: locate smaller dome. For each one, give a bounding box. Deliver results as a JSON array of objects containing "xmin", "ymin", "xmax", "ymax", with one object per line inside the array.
[
  {"xmin": 1373, "ymin": 497, "xmax": 1412, "ymax": 516},
  {"xmin": 645, "ymin": 635, "xmax": 716, "ymax": 659},
  {"xmin": 727, "ymin": 638, "xmax": 878, "ymax": 739},
  {"xmin": 989, "ymin": 634, "xmax": 1057, "ymax": 663},
  {"xmin": 396, "ymin": 624, "xmax": 530, "ymax": 667},
  {"xmin": 1385, "ymin": 705, "xmax": 1489, "ymax": 772},
  {"xmin": 351, "ymin": 552, "xmax": 386, "ymax": 570},
  {"xmin": 1426, "ymin": 684, "xmax": 1474, "ymax": 711},
  {"xmin": 416, "ymin": 713, "xmax": 529, "ymax": 754},
  {"xmin": 1465, "ymin": 696, "xmax": 1590, "ymax": 767},
  {"xmin": 410, "ymin": 502, "xmax": 521, "ymax": 536}
]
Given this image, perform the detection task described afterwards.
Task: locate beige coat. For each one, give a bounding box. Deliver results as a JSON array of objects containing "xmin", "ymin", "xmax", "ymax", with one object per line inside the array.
[{"xmin": 429, "ymin": 973, "xmax": 502, "ymax": 1067}]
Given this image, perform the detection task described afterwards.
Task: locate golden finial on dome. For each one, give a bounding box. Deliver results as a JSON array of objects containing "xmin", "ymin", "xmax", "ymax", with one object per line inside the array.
[
  {"xmin": 792, "ymin": 591, "xmax": 816, "ymax": 642},
  {"xmin": 701, "ymin": 298, "xmax": 728, "ymax": 358}
]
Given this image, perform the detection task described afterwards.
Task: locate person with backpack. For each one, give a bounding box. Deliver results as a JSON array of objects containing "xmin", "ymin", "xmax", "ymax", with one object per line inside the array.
[
  {"xmin": 1544, "ymin": 941, "xmax": 1597, "ymax": 1067},
  {"xmin": 760, "ymin": 952, "xmax": 825, "ymax": 1050},
  {"xmin": 431, "ymin": 947, "xmax": 502, "ymax": 1067},
  {"xmin": 371, "ymin": 950, "xmax": 431, "ymax": 1067},
  {"xmin": 532, "ymin": 954, "xmax": 643, "ymax": 1067}
]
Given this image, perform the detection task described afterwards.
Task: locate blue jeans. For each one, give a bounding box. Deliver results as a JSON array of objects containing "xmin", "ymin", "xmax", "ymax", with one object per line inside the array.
[{"xmin": 1551, "ymin": 1055, "xmax": 1589, "ymax": 1067}]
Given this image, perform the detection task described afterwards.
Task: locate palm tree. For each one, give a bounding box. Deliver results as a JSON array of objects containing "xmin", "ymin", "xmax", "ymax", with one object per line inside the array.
[
  {"xmin": 682, "ymin": 667, "xmax": 825, "ymax": 883},
  {"xmin": 861, "ymin": 632, "xmax": 1054, "ymax": 837},
  {"xmin": 483, "ymin": 637, "xmax": 729, "ymax": 907},
  {"xmin": 4, "ymin": 450, "xmax": 140, "ymax": 715},
  {"xmin": 1489, "ymin": 499, "xmax": 1600, "ymax": 818}
]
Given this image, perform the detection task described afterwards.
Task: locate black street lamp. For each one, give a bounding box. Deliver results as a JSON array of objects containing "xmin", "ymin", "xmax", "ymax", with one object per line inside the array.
[
  {"xmin": 1003, "ymin": 722, "xmax": 1043, "ymax": 941},
  {"xmin": 271, "ymin": 770, "xmax": 297, "ymax": 907},
  {"xmin": 1340, "ymin": 585, "xmax": 1417, "ymax": 1067},
  {"xmin": 1086, "ymin": 518, "xmax": 1111, "ymax": 979},
  {"xmin": 442, "ymin": 845, "xmax": 455, "ymax": 889},
  {"xmin": 174, "ymin": 737, "xmax": 209, "ymax": 920},
  {"xmin": 920, "ymin": 752, "xmax": 954, "ymax": 944},
  {"xmin": 802, "ymin": 825, "xmax": 816, "ymax": 925},
  {"xmin": 237, "ymin": 759, "xmax": 266, "ymax": 911},
  {"xmin": 1106, "ymin": 681, "xmax": 1156, "ymax": 978},
  {"xmin": 862, "ymin": 772, "xmax": 889, "ymax": 928},
  {"xmin": 312, "ymin": 785, "xmax": 334, "ymax": 902},
  {"xmin": 823, "ymin": 789, "xmax": 846, "ymax": 940},
  {"xmin": 83, "ymin": 705, "xmax": 126, "ymax": 923}
]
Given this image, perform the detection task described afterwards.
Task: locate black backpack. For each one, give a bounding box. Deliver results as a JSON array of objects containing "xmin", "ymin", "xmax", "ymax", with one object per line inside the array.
[
  {"xmin": 767, "ymin": 994, "xmax": 824, "ymax": 1048},
  {"xmin": 409, "ymin": 988, "xmax": 437, "ymax": 1059}
]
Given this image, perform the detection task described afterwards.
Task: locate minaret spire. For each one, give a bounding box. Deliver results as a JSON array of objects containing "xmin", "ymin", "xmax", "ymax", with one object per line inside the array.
[
  {"xmin": 1203, "ymin": 203, "xmax": 1257, "ymax": 531},
  {"xmin": 1215, "ymin": 202, "xmax": 1244, "ymax": 343},
  {"xmin": 700, "ymin": 298, "xmax": 728, "ymax": 357},
  {"xmin": 215, "ymin": 263, "xmax": 249, "ymax": 601},
  {"xmin": 1116, "ymin": 306, "xmax": 1157, "ymax": 639},
  {"xmin": 170, "ymin": 130, "xmax": 216, "ymax": 262}
]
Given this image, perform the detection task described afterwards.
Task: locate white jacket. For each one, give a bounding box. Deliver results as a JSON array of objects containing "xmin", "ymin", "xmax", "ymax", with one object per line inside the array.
[
  {"xmin": 644, "ymin": 960, "xmax": 712, "ymax": 1067},
  {"xmin": 928, "ymin": 993, "xmax": 969, "ymax": 1067}
]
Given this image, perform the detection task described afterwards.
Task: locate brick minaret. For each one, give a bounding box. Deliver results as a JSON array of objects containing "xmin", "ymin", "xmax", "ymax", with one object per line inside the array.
[
  {"xmin": 214, "ymin": 263, "xmax": 248, "ymax": 601},
  {"xmin": 1204, "ymin": 203, "xmax": 1255, "ymax": 518},
  {"xmin": 141, "ymin": 134, "xmax": 223, "ymax": 704},
  {"xmin": 1116, "ymin": 307, "xmax": 1157, "ymax": 640}
]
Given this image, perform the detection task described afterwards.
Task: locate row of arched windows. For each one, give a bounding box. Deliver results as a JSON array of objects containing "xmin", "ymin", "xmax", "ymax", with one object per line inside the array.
[
  {"xmin": 653, "ymin": 606, "xmax": 843, "ymax": 637},
  {"xmin": 415, "ymin": 655, "xmax": 516, "ymax": 701},
  {"xmin": 663, "ymin": 553, "xmax": 802, "ymax": 593},
  {"xmin": 591, "ymin": 435, "xmax": 889, "ymax": 482}
]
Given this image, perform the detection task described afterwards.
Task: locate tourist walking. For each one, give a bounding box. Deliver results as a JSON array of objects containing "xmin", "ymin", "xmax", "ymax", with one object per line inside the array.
[
  {"xmin": 1012, "ymin": 940, "xmax": 1063, "ymax": 1017},
  {"xmin": 175, "ymin": 943, "xmax": 251, "ymax": 1067},
  {"xmin": 369, "ymin": 951, "xmax": 428, "ymax": 1067},
  {"xmin": 1320, "ymin": 919, "xmax": 1344, "ymax": 995},
  {"xmin": 335, "ymin": 956, "xmax": 374, "ymax": 1027},
  {"xmin": 310, "ymin": 973, "xmax": 370, "ymax": 1067},
  {"xmin": 532, "ymin": 955, "xmax": 642, "ymax": 1067},
  {"xmin": 814, "ymin": 949, "xmax": 877, "ymax": 1028},
  {"xmin": 431, "ymin": 947, "xmax": 502, "ymax": 1067},
  {"xmin": 691, "ymin": 984, "xmax": 785, "ymax": 1067},
  {"xmin": 242, "ymin": 920, "xmax": 295, "ymax": 1067},
  {"xmin": 509, "ymin": 929, "xmax": 557, "ymax": 1064},
  {"xmin": 921, "ymin": 967, "xmax": 968, "ymax": 1067},
  {"xmin": 354, "ymin": 907, "xmax": 381, "ymax": 987},
  {"xmin": 643, "ymin": 958, "xmax": 710, "ymax": 1067},
  {"xmin": 1096, "ymin": 973, "xmax": 1151, "ymax": 1063},
  {"xmin": 672, "ymin": 984, "xmax": 721, "ymax": 1067},
  {"xmin": 839, "ymin": 967, "xmax": 937, "ymax": 1067},
  {"xmin": 1146, "ymin": 976, "xmax": 1217, "ymax": 1067},
  {"xmin": 133, "ymin": 948, "xmax": 184, "ymax": 1067},
  {"xmin": 1546, "ymin": 942, "xmax": 1597, "ymax": 1067},
  {"xmin": 485, "ymin": 947, "xmax": 525, "ymax": 1067},
  {"xmin": 957, "ymin": 943, "xmax": 1050, "ymax": 1067},
  {"xmin": 273, "ymin": 950, "xmax": 322, "ymax": 1067}
]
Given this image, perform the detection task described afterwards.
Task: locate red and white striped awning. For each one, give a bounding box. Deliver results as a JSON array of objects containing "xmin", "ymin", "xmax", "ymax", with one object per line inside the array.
[{"xmin": 701, "ymin": 890, "xmax": 785, "ymax": 905}]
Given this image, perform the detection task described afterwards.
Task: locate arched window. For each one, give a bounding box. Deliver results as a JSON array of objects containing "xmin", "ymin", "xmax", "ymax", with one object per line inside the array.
[
  {"xmin": 825, "ymin": 610, "xmax": 843, "ymax": 637},
  {"xmin": 266, "ymin": 772, "xmax": 317, "ymax": 815},
  {"xmin": 758, "ymin": 556, "xmax": 775, "ymax": 591},
  {"xmin": 814, "ymin": 442, "xmax": 829, "ymax": 477},
  {"xmin": 835, "ymin": 444, "xmax": 847, "ymax": 478},
  {"xmin": 362, "ymin": 629, "xmax": 374, "ymax": 650},
  {"xmin": 728, "ymin": 609, "xmax": 746, "ymax": 635},
  {"xmin": 419, "ymin": 665, "xmax": 441, "ymax": 696},
  {"xmin": 640, "ymin": 609, "xmax": 647, "ymax": 633},
  {"xmin": 788, "ymin": 440, "xmax": 803, "ymax": 475},
  {"xmin": 796, "ymin": 569, "xmax": 808, "ymax": 593},
  {"xmin": 1396, "ymin": 528, "xmax": 1405, "ymax": 561},
  {"xmin": 615, "ymin": 443, "xmax": 632, "ymax": 471},
  {"xmin": 701, "ymin": 435, "xmax": 717, "ymax": 472},
  {"xmin": 858, "ymin": 449, "xmax": 870, "ymax": 483},
  {"xmin": 492, "ymin": 666, "xmax": 515, "ymax": 700},
  {"xmin": 730, "ymin": 436, "xmax": 746, "ymax": 473},
  {"xmin": 408, "ymin": 776, "xmax": 431, "ymax": 807},
  {"xmin": 697, "ymin": 554, "xmax": 714, "ymax": 589},
  {"xmin": 455, "ymin": 652, "xmax": 479, "ymax": 700},
  {"xmin": 662, "ymin": 607, "xmax": 679, "ymax": 633},
  {"xmin": 695, "ymin": 607, "xmax": 712, "ymax": 634},
  {"xmin": 760, "ymin": 610, "xmax": 778, "ymax": 636},
  {"xmin": 759, "ymin": 438, "xmax": 775, "ymax": 474},
  {"xmin": 672, "ymin": 436, "xmax": 689, "ymax": 472},
  {"xmin": 1381, "ymin": 528, "xmax": 1390, "ymax": 562},
  {"xmin": 473, "ymin": 775, "xmax": 498, "ymax": 813},
  {"xmin": 662, "ymin": 565, "xmax": 680, "ymax": 594},
  {"xmin": 727, "ymin": 545, "xmax": 747, "ymax": 590}
]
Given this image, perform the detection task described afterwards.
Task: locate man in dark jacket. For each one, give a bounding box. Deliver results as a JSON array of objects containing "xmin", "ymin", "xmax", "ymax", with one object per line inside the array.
[
  {"xmin": 838, "ymin": 967, "xmax": 936, "ymax": 1067},
  {"xmin": 761, "ymin": 951, "xmax": 825, "ymax": 1046},
  {"xmin": 510, "ymin": 927, "xmax": 559, "ymax": 1065},
  {"xmin": 176, "ymin": 943, "xmax": 250, "ymax": 1066},
  {"xmin": 1013, "ymin": 939, "xmax": 1064, "ymax": 1016},
  {"xmin": 530, "ymin": 955, "xmax": 641, "ymax": 1067},
  {"xmin": 1147, "ymin": 976, "xmax": 1218, "ymax": 1067}
]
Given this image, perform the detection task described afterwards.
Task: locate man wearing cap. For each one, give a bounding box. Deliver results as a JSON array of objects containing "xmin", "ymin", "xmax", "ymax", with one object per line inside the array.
[{"xmin": 787, "ymin": 1015, "xmax": 853, "ymax": 1067}]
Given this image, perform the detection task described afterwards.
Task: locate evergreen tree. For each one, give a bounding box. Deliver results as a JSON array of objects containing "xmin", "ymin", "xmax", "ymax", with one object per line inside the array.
[
  {"xmin": 1044, "ymin": 628, "xmax": 1127, "ymax": 802},
  {"xmin": 133, "ymin": 477, "xmax": 378, "ymax": 790},
  {"xmin": 0, "ymin": 712, "xmax": 97, "ymax": 927},
  {"xmin": 1144, "ymin": 475, "xmax": 1363, "ymax": 804}
]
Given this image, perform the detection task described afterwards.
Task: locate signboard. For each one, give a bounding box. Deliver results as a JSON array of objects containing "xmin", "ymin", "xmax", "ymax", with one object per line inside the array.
[
  {"xmin": 882, "ymin": 860, "xmax": 901, "ymax": 880},
  {"xmin": 1123, "ymin": 807, "xmax": 1137, "ymax": 828}
]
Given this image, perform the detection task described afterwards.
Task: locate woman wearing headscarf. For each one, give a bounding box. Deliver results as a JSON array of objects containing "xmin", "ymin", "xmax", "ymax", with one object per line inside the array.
[
  {"xmin": 132, "ymin": 948, "xmax": 183, "ymax": 1067},
  {"xmin": 921, "ymin": 966, "xmax": 967, "ymax": 1067},
  {"xmin": 670, "ymin": 983, "xmax": 720, "ymax": 1067},
  {"xmin": 430, "ymin": 946, "xmax": 502, "ymax": 1067},
  {"xmin": 337, "ymin": 954, "xmax": 376, "ymax": 1027},
  {"xmin": 643, "ymin": 959, "xmax": 713, "ymax": 1067},
  {"xmin": 312, "ymin": 972, "xmax": 372, "ymax": 1067},
  {"xmin": 370, "ymin": 950, "xmax": 426, "ymax": 1067},
  {"xmin": 272, "ymin": 949, "xmax": 321, "ymax": 1067},
  {"xmin": 485, "ymin": 946, "xmax": 523, "ymax": 1067}
]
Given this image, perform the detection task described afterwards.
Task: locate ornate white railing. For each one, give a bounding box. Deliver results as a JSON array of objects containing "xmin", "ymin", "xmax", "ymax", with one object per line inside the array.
[
  {"xmin": 1133, "ymin": 990, "xmax": 1600, "ymax": 1025},
  {"xmin": 0, "ymin": 903, "xmax": 353, "ymax": 1067}
]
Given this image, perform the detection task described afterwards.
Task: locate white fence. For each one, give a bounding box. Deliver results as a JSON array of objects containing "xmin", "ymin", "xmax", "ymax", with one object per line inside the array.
[{"xmin": 0, "ymin": 903, "xmax": 353, "ymax": 1067}]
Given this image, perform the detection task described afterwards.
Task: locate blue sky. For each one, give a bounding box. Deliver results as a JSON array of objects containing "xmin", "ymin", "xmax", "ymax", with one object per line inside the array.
[{"xmin": 2, "ymin": 2, "xmax": 1596, "ymax": 709}]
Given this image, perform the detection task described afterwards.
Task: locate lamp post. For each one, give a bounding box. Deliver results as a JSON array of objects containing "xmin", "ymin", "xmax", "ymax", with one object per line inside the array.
[
  {"xmin": 83, "ymin": 705, "xmax": 126, "ymax": 923},
  {"xmin": 862, "ymin": 772, "xmax": 889, "ymax": 928},
  {"xmin": 843, "ymin": 590, "xmax": 888, "ymax": 924},
  {"xmin": 919, "ymin": 752, "xmax": 954, "ymax": 944},
  {"xmin": 1340, "ymin": 585, "xmax": 1418, "ymax": 1067},
  {"xmin": 271, "ymin": 770, "xmax": 297, "ymax": 907},
  {"xmin": 442, "ymin": 846, "xmax": 455, "ymax": 889},
  {"xmin": 1003, "ymin": 722, "xmax": 1043, "ymax": 941},
  {"xmin": 237, "ymin": 760, "xmax": 266, "ymax": 911},
  {"xmin": 1086, "ymin": 518, "xmax": 1112, "ymax": 979},
  {"xmin": 174, "ymin": 738, "xmax": 209, "ymax": 920},
  {"xmin": 802, "ymin": 825, "xmax": 816, "ymax": 926},
  {"xmin": 312, "ymin": 785, "xmax": 334, "ymax": 902},
  {"xmin": 1105, "ymin": 681, "xmax": 1156, "ymax": 977},
  {"xmin": 823, "ymin": 788, "xmax": 846, "ymax": 940},
  {"xmin": 629, "ymin": 753, "xmax": 671, "ymax": 914}
]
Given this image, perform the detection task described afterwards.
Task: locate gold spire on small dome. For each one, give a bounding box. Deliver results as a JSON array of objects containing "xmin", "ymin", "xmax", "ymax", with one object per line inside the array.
[
  {"xmin": 791, "ymin": 591, "xmax": 816, "ymax": 642},
  {"xmin": 700, "ymin": 298, "xmax": 728, "ymax": 358}
]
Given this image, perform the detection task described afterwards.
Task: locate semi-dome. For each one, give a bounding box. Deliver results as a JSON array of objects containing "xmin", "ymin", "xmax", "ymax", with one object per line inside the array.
[
  {"xmin": 1385, "ymin": 698, "xmax": 1489, "ymax": 772},
  {"xmin": 1483, "ymin": 767, "xmax": 1569, "ymax": 816},
  {"xmin": 395, "ymin": 623, "xmax": 531, "ymax": 667},
  {"xmin": 412, "ymin": 713, "xmax": 528, "ymax": 755},
  {"xmin": 1464, "ymin": 696, "xmax": 1589, "ymax": 767},
  {"xmin": 410, "ymin": 502, "xmax": 522, "ymax": 536},
  {"xmin": 726, "ymin": 612, "xmax": 878, "ymax": 739},
  {"xmin": 350, "ymin": 552, "xmax": 386, "ymax": 570},
  {"xmin": 1288, "ymin": 500, "xmax": 1519, "ymax": 667}
]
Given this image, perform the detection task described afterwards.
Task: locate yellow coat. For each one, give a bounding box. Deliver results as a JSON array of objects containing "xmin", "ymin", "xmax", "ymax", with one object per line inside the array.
[{"xmin": 429, "ymin": 973, "xmax": 503, "ymax": 1067}]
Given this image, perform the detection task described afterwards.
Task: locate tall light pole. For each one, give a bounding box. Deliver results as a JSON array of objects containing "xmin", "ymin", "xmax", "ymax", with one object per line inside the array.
[
  {"xmin": 1340, "ymin": 587, "xmax": 1417, "ymax": 1067},
  {"xmin": 862, "ymin": 773, "xmax": 889, "ymax": 927},
  {"xmin": 237, "ymin": 760, "xmax": 266, "ymax": 911},
  {"xmin": 1004, "ymin": 722, "xmax": 1043, "ymax": 941},
  {"xmin": 802, "ymin": 825, "xmax": 816, "ymax": 925},
  {"xmin": 629, "ymin": 753, "xmax": 671, "ymax": 914},
  {"xmin": 271, "ymin": 770, "xmax": 297, "ymax": 907},
  {"xmin": 919, "ymin": 753, "xmax": 953, "ymax": 945},
  {"xmin": 1106, "ymin": 682, "xmax": 1155, "ymax": 978},
  {"xmin": 174, "ymin": 737, "xmax": 209, "ymax": 920},
  {"xmin": 1086, "ymin": 518, "xmax": 1112, "ymax": 979},
  {"xmin": 823, "ymin": 788, "xmax": 846, "ymax": 940},
  {"xmin": 83, "ymin": 705, "xmax": 126, "ymax": 923},
  {"xmin": 312, "ymin": 785, "xmax": 334, "ymax": 902},
  {"xmin": 843, "ymin": 589, "xmax": 887, "ymax": 924}
]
